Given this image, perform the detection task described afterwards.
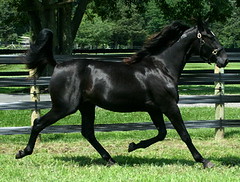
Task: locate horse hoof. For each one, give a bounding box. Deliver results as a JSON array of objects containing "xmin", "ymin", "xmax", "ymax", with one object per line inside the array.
[
  {"xmin": 106, "ymin": 158, "xmax": 117, "ymax": 166},
  {"xmin": 15, "ymin": 150, "xmax": 25, "ymax": 159},
  {"xmin": 203, "ymin": 160, "xmax": 215, "ymax": 168},
  {"xmin": 16, "ymin": 149, "xmax": 32, "ymax": 159},
  {"xmin": 128, "ymin": 142, "xmax": 136, "ymax": 152}
]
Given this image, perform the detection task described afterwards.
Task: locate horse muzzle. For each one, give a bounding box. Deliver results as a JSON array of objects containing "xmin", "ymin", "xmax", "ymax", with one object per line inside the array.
[{"xmin": 216, "ymin": 58, "xmax": 228, "ymax": 68}]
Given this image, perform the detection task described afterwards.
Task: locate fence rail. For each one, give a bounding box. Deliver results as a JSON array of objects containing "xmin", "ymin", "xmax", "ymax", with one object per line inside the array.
[
  {"xmin": 1, "ymin": 119, "xmax": 240, "ymax": 135},
  {"xmin": 1, "ymin": 51, "xmax": 240, "ymax": 64},
  {"xmin": 0, "ymin": 49, "xmax": 240, "ymax": 135},
  {"xmin": 1, "ymin": 95, "xmax": 240, "ymax": 110},
  {"xmin": 1, "ymin": 73, "xmax": 240, "ymax": 87}
]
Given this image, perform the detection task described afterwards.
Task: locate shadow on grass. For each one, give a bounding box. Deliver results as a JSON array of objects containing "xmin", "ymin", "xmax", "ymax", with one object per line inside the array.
[
  {"xmin": 55, "ymin": 155, "xmax": 195, "ymax": 167},
  {"xmin": 211, "ymin": 156, "xmax": 240, "ymax": 167},
  {"xmin": 224, "ymin": 130, "xmax": 240, "ymax": 138}
]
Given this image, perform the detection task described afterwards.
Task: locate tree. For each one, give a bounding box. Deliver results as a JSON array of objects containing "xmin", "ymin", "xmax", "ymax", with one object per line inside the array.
[
  {"xmin": 155, "ymin": 0, "xmax": 233, "ymax": 23},
  {"xmin": 110, "ymin": 4, "xmax": 146, "ymax": 48},
  {"xmin": 4, "ymin": 0, "xmax": 237, "ymax": 53},
  {"xmin": 75, "ymin": 11, "xmax": 114, "ymax": 49},
  {"xmin": 237, "ymin": 0, "xmax": 240, "ymax": 7},
  {"xmin": 213, "ymin": 4, "xmax": 240, "ymax": 48},
  {"xmin": 144, "ymin": 1, "xmax": 167, "ymax": 35},
  {"xmin": 14, "ymin": 0, "xmax": 89, "ymax": 54},
  {"xmin": 0, "ymin": 0, "xmax": 28, "ymax": 46},
  {"xmin": 75, "ymin": 2, "xmax": 147, "ymax": 49},
  {"xmin": 13, "ymin": 0, "xmax": 145, "ymax": 53}
]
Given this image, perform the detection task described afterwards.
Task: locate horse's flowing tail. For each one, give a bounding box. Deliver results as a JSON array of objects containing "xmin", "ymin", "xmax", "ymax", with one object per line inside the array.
[{"xmin": 25, "ymin": 29, "xmax": 56, "ymax": 77}]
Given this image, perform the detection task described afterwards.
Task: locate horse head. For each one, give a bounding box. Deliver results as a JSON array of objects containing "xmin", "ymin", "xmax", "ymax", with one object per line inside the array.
[{"xmin": 196, "ymin": 20, "xmax": 228, "ymax": 68}]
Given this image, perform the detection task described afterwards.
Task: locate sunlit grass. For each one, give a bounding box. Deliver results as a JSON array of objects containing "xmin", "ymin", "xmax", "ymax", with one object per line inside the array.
[
  {"xmin": 0, "ymin": 107, "xmax": 240, "ymax": 181},
  {"xmin": 1, "ymin": 107, "xmax": 240, "ymax": 128},
  {"xmin": 0, "ymin": 128, "xmax": 240, "ymax": 182}
]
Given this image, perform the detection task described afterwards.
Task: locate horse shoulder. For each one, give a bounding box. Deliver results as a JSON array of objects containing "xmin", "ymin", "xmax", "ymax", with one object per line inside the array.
[{"xmin": 144, "ymin": 61, "xmax": 179, "ymax": 104}]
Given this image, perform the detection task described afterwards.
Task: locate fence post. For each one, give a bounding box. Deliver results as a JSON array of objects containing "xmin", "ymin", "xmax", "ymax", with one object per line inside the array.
[
  {"xmin": 29, "ymin": 69, "xmax": 41, "ymax": 139},
  {"xmin": 214, "ymin": 65, "xmax": 224, "ymax": 139}
]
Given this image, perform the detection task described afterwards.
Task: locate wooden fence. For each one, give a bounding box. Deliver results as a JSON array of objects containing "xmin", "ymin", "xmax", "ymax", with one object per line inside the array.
[{"xmin": 0, "ymin": 49, "xmax": 240, "ymax": 137}]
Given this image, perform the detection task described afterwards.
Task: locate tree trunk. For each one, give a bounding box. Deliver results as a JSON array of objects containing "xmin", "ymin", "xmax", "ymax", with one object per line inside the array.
[
  {"xmin": 58, "ymin": 3, "xmax": 73, "ymax": 54},
  {"xmin": 25, "ymin": 0, "xmax": 89, "ymax": 54}
]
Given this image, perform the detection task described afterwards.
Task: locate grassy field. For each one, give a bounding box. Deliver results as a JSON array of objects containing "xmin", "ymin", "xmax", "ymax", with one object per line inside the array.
[
  {"xmin": 1, "ymin": 131, "xmax": 240, "ymax": 182},
  {"xmin": 0, "ymin": 108, "xmax": 240, "ymax": 182},
  {"xmin": 1, "ymin": 107, "xmax": 240, "ymax": 127}
]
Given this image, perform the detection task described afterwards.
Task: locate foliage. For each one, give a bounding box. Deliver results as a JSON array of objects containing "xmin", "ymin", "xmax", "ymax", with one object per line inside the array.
[
  {"xmin": 155, "ymin": 0, "xmax": 233, "ymax": 23},
  {"xmin": 144, "ymin": 1, "xmax": 167, "ymax": 35},
  {"xmin": 213, "ymin": 5, "xmax": 240, "ymax": 48},
  {"xmin": 0, "ymin": 0, "xmax": 28, "ymax": 45},
  {"xmin": 0, "ymin": 0, "xmax": 240, "ymax": 49},
  {"xmin": 92, "ymin": 0, "xmax": 149, "ymax": 19},
  {"xmin": 110, "ymin": 5, "xmax": 146, "ymax": 48},
  {"xmin": 75, "ymin": 13, "xmax": 114, "ymax": 49},
  {"xmin": 78, "ymin": 0, "xmax": 240, "ymax": 48},
  {"xmin": 75, "ymin": 3, "xmax": 147, "ymax": 49}
]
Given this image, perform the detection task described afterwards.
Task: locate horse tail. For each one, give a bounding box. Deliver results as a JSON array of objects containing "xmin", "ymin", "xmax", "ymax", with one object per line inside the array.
[{"xmin": 25, "ymin": 29, "xmax": 56, "ymax": 77}]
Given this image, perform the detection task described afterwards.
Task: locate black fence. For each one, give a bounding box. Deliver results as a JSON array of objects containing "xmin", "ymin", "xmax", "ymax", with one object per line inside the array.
[{"xmin": 0, "ymin": 49, "xmax": 240, "ymax": 135}]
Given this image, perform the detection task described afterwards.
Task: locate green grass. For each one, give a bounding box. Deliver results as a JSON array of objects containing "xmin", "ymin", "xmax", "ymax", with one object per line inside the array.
[
  {"xmin": 1, "ymin": 107, "xmax": 240, "ymax": 127},
  {"xmin": 0, "ymin": 64, "xmax": 28, "ymax": 93},
  {"xmin": 179, "ymin": 84, "xmax": 240, "ymax": 95},
  {"xmin": 0, "ymin": 108, "xmax": 240, "ymax": 181},
  {"xmin": 0, "ymin": 138, "xmax": 240, "ymax": 182},
  {"xmin": 0, "ymin": 129, "xmax": 240, "ymax": 182},
  {"xmin": 0, "ymin": 64, "xmax": 26, "ymax": 72},
  {"xmin": 184, "ymin": 62, "xmax": 240, "ymax": 70}
]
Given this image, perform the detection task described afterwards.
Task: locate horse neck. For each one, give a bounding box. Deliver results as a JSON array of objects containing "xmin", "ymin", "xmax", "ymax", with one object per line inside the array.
[{"xmin": 158, "ymin": 27, "xmax": 197, "ymax": 81}]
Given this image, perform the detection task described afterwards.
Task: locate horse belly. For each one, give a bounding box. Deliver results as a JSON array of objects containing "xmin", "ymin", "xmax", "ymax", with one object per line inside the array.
[
  {"xmin": 85, "ymin": 89, "xmax": 148, "ymax": 112},
  {"xmin": 97, "ymin": 101, "xmax": 146, "ymax": 112},
  {"xmin": 101, "ymin": 98, "xmax": 146, "ymax": 112}
]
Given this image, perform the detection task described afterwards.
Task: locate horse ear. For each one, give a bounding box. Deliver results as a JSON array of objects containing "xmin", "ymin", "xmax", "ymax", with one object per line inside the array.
[{"xmin": 197, "ymin": 19, "xmax": 205, "ymax": 33}]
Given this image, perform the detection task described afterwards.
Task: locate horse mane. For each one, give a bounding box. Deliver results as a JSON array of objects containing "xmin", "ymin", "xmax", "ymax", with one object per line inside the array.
[{"xmin": 124, "ymin": 21, "xmax": 190, "ymax": 64}]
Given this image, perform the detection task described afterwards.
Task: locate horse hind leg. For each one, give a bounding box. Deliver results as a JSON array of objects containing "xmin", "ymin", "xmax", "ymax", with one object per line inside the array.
[
  {"xmin": 16, "ymin": 66, "xmax": 82, "ymax": 159},
  {"xmin": 79, "ymin": 103, "xmax": 116, "ymax": 166},
  {"xmin": 16, "ymin": 107, "xmax": 76, "ymax": 159},
  {"xmin": 128, "ymin": 110, "xmax": 167, "ymax": 152}
]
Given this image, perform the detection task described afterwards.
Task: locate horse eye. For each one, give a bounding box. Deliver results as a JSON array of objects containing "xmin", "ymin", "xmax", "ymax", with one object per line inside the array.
[{"xmin": 212, "ymin": 49, "xmax": 218, "ymax": 55}]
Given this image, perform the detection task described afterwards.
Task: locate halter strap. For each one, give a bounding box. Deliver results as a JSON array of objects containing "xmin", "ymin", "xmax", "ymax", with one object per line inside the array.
[{"xmin": 197, "ymin": 32, "xmax": 223, "ymax": 64}]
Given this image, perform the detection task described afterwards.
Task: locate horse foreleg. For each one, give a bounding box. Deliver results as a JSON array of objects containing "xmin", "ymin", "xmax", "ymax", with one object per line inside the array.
[
  {"xmin": 16, "ymin": 108, "xmax": 71, "ymax": 159},
  {"xmin": 164, "ymin": 104, "xmax": 214, "ymax": 168},
  {"xmin": 128, "ymin": 110, "xmax": 167, "ymax": 152},
  {"xmin": 80, "ymin": 104, "xmax": 116, "ymax": 166}
]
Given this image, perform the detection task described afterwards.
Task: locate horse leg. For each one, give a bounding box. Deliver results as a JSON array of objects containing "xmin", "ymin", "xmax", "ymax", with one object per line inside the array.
[
  {"xmin": 16, "ymin": 107, "xmax": 74, "ymax": 159},
  {"xmin": 164, "ymin": 103, "xmax": 214, "ymax": 168},
  {"xmin": 128, "ymin": 110, "xmax": 167, "ymax": 152},
  {"xmin": 79, "ymin": 103, "xmax": 116, "ymax": 166}
]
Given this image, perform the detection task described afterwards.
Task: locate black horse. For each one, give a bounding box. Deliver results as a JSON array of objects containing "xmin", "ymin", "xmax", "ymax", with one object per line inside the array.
[{"xmin": 16, "ymin": 21, "xmax": 228, "ymax": 168}]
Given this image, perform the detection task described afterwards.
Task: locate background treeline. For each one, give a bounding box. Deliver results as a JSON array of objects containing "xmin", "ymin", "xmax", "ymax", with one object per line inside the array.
[
  {"xmin": 75, "ymin": 1, "xmax": 240, "ymax": 49},
  {"xmin": 0, "ymin": 0, "xmax": 239, "ymax": 50}
]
